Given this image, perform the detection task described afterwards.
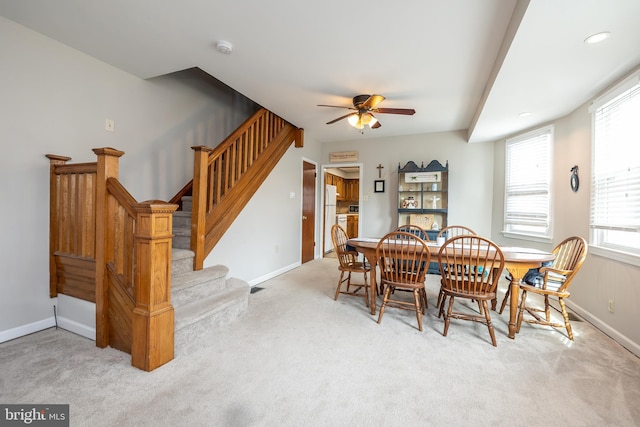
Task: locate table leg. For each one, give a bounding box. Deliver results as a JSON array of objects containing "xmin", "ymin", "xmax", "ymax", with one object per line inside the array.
[
  {"xmin": 363, "ymin": 250, "xmax": 378, "ymax": 315},
  {"xmin": 504, "ymin": 264, "xmax": 533, "ymax": 339},
  {"xmin": 508, "ymin": 277, "xmax": 520, "ymax": 339}
]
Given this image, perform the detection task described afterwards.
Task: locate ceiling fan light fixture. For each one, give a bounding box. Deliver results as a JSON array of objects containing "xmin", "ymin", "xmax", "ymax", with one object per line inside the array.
[
  {"xmin": 320, "ymin": 93, "xmax": 414, "ymax": 129},
  {"xmin": 347, "ymin": 114, "xmax": 363, "ymax": 129},
  {"xmin": 348, "ymin": 112, "xmax": 377, "ymax": 130}
]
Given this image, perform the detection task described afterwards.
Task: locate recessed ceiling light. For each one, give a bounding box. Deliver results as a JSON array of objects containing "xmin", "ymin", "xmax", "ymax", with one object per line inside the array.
[
  {"xmin": 216, "ymin": 40, "xmax": 233, "ymax": 54},
  {"xmin": 518, "ymin": 112, "xmax": 532, "ymax": 117},
  {"xmin": 584, "ymin": 32, "xmax": 611, "ymax": 44}
]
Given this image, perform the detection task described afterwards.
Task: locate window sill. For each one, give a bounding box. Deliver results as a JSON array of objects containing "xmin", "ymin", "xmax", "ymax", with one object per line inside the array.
[
  {"xmin": 590, "ymin": 245, "xmax": 640, "ymax": 268},
  {"xmin": 501, "ymin": 231, "xmax": 553, "ymax": 245}
]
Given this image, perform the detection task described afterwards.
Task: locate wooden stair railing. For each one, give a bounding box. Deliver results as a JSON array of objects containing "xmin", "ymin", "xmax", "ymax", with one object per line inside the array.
[
  {"xmin": 46, "ymin": 108, "xmax": 301, "ymax": 370},
  {"xmin": 47, "ymin": 148, "xmax": 177, "ymax": 371},
  {"xmin": 171, "ymin": 107, "xmax": 303, "ymax": 270}
]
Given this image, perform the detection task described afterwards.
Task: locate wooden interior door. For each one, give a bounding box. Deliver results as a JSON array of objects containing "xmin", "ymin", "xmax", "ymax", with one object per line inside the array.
[{"xmin": 301, "ymin": 161, "xmax": 316, "ymax": 263}]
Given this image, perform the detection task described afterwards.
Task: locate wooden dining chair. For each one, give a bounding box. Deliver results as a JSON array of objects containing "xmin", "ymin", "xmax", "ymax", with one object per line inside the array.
[
  {"xmin": 516, "ymin": 236, "xmax": 588, "ymax": 340},
  {"xmin": 438, "ymin": 235, "xmax": 505, "ymax": 346},
  {"xmin": 376, "ymin": 231, "xmax": 431, "ymax": 331},
  {"xmin": 331, "ymin": 224, "xmax": 370, "ymax": 307},
  {"xmin": 436, "ymin": 225, "xmax": 476, "ymax": 241},
  {"xmin": 499, "ymin": 236, "xmax": 587, "ymax": 316},
  {"xmin": 435, "ymin": 225, "xmax": 477, "ymax": 309},
  {"xmin": 394, "ymin": 224, "xmax": 429, "ymax": 241}
]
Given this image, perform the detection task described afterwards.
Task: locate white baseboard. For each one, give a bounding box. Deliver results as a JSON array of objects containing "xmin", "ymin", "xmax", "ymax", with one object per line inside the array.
[
  {"xmin": 248, "ymin": 262, "xmax": 301, "ymax": 287},
  {"xmin": 566, "ymin": 300, "xmax": 640, "ymax": 358},
  {"xmin": 56, "ymin": 316, "xmax": 95, "ymax": 341},
  {"xmin": 0, "ymin": 318, "xmax": 56, "ymax": 344},
  {"xmin": 0, "ymin": 316, "xmax": 96, "ymax": 344}
]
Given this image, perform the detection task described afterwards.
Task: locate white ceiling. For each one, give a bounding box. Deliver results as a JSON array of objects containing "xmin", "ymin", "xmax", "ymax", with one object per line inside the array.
[{"xmin": 2, "ymin": 0, "xmax": 639, "ymax": 144}]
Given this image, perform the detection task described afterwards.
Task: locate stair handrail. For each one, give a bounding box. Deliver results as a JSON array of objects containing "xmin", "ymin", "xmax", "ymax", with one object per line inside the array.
[
  {"xmin": 93, "ymin": 147, "xmax": 178, "ymax": 371},
  {"xmin": 189, "ymin": 108, "xmax": 303, "ymax": 269}
]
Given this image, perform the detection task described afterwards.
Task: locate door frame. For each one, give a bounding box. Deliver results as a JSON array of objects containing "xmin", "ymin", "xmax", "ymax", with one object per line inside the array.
[
  {"xmin": 301, "ymin": 158, "xmax": 318, "ymax": 262},
  {"xmin": 321, "ymin": 162, "xmax": 363, "ymax": 254}
]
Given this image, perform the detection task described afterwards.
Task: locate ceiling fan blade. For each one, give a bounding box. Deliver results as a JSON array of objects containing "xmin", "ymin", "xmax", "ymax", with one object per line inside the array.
[
  {"xmin": 326, "ymin": 112, "xmax": 357, "ymax": 124},
  {"xmin": 371, "ymin": 120, "xmax": 382, "ymax": 129},
  {"xmin": 317, "ymin": 104, "xmax": 357, "ymax": 110},
  {"xmin": 375, "ymin": 107, "xmax": 416, "ymax": 115},
  {"xmin": 362, "ymin": 94, "xmax": 385, "ymax": 109}
]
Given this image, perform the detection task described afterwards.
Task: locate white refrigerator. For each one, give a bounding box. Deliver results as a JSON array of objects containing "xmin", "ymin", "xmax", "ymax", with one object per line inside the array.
[{"xmin": 324, "ymin": 185, "xmax": 337, "ymax": 253}]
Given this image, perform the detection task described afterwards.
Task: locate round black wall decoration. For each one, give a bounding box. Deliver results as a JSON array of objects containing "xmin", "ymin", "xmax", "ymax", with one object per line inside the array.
[{"xmin": 570, "ymin": 165, "xmax": 579, "ymax": 192}]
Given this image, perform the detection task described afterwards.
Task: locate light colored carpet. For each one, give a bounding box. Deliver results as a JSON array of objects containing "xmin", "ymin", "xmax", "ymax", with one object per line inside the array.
[{"xmin": 1, "ymin": 257, "xmax": 639, "ymax": 427}]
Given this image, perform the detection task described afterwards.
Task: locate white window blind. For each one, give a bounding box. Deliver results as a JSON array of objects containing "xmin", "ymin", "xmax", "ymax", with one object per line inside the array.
[
  {"xmin": 504, "ymin": 126, "xmax": 552, "ymax": 238},
  {"xmin": 590, "ymin": 74, "xmax": 640, "ymax": 255}
]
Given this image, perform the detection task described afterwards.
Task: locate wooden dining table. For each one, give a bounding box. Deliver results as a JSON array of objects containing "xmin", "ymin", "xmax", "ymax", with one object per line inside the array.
[{"xmin": 347, "ymin": 237, "xmax": 555, "ymax": 339}]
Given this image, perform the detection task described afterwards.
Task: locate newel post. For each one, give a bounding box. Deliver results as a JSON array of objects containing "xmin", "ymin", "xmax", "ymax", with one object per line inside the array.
[
  {"xmin": 294, "ymin": 128, "xmax": 304, "ymax": 148},
  {"xmin": 191, "ymin": 145, "xmax": 212, "ymax": 271},
  {"xmin": 131, "ymin": 201, "xmax": 178, "ymax": 371},
  {"xmin": 93, "ymin": 147, "xmax": 124, "ymax": 348},
  {"xmin": 45, "ymin": 154, "xmax": 72, "ymax": 298}
]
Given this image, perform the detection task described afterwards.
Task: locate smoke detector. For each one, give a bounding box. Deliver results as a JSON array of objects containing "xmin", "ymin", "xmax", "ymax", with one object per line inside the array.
[{"xmin": 216, "ymin": 40, "xmax": 233, "ymax": 54}]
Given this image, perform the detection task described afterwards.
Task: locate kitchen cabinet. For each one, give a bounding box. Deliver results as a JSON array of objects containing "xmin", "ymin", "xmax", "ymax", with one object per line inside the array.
[
  {"xmin": 326, "ymin": 173, "xmax": 359, "ymax": 202},
  {"xmin": 397, "ymin": 160, "xmax": 448, "ymax": 231},
  {"xmin": 335, "ymin": 176, "xmax": 344, "ymax": 201},
  {"xmin": 347, "ymin": 215, "xmax": 358, "ymax": 238},
  {"xmin": 344, "ymin": 179, "xmax": 359, "ymax": 201},
  {"xmin": 326, "ymin": 173, "xmax": 345, "ymax": 201}
]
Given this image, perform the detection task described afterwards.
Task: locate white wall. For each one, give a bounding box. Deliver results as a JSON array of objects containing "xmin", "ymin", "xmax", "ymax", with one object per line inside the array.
[
  {"xmin": 206, "ymin": 140, "xmax": 322, "ymax": 284},
  {"xmin": 0, "ymin": 17, "xmax": 321, "ymax": 340},
  {"xmin": 491, "ymin": 78, "xmax": 640, "ymax": 355},
  {"xmin": 321, "ymin": 130, "xmax": 495, "ymax": 238}
]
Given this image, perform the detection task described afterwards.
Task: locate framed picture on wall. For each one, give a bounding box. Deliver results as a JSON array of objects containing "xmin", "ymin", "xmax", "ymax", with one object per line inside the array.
[{"xmin": 374, "ymin": 180, "xmax": 385, "ymax": 193}]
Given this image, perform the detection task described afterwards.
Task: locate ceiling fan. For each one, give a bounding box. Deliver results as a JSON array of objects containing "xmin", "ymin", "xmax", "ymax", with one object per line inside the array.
[{"xmin": 318, "ymin": 94, "xmax": 416, "ymax": 129}]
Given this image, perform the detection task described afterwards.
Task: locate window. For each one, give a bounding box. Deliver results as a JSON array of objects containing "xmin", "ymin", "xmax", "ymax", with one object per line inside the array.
[
  {"xmin": 503, "ymin": 126, "xmax": 553, "ymax": 240},
  {"xmin": 590, "ymin": 71, "xmax": 640, "ymax": 260}
]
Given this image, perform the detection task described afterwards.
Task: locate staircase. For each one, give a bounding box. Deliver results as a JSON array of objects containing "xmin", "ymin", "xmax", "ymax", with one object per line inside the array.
[
  {"xmin": 171, "ymin": 196, "xmax": 250, "ymax": 355},
  {"xmin": 47, "ymin": 108, "xmax": 302, "ymax": 371}
]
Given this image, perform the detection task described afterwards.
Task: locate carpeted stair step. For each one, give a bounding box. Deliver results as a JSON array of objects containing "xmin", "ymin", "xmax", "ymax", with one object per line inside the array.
[
  {"xmin": 172, "ymin": 226, "xmax": 191, "ymax": 249},
  {"xmin": 181, "ymin": 196, "xmax": 192, "ymax": 212},
  {"xmin": 172, "ymin": 265, "xmax": 228, "ymax": 308},
  {"xmin": 172, "ymin": 248, "xmax": 195, "ymax": 275},
  {"xmin": 173, "ymin": 210, "xmax": 192, "ymax": 229},
  {"xmin": 170, "ymin": 194, "xmax": 249, "ymax": 357},
  {"xmin": 174, "ymin": 278, "xmax": 250, "ymax": 356},
  {"xmin": 172, "ymin": 195, "xmax": 192, "ymax": 249}
]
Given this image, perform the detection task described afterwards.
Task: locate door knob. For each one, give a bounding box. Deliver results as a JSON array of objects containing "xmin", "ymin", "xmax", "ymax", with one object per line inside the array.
[{"xmin": 302, "ymin": 216, "xmax": 307, "ymax": 220}]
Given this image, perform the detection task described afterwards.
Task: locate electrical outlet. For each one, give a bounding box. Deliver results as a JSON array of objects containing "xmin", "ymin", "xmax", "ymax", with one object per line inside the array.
[
  {"xmin": 608, "ymin": 299, "xmax": 614, "ymax": 313},
  {"xmin": 105, "ymin": 118, "xmax": 115, "ymax": 132}
]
